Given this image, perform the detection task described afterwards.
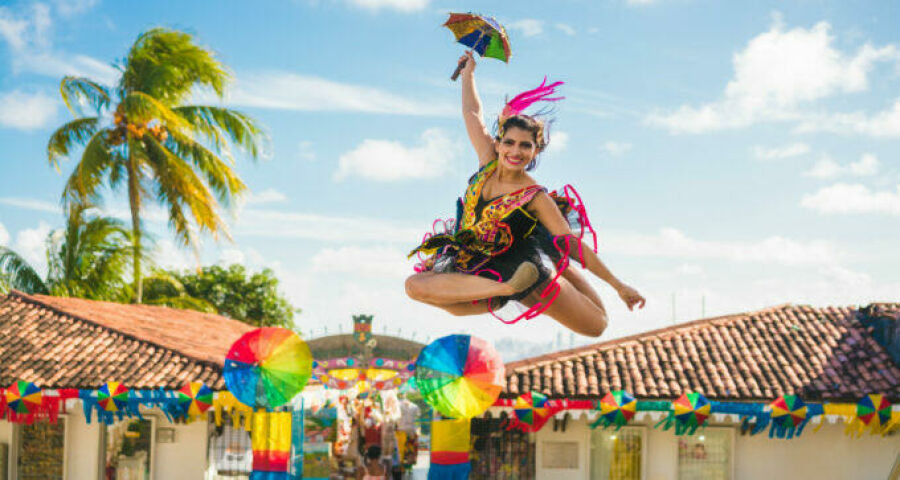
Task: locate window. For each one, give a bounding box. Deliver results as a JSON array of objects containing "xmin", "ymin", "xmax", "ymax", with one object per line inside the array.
[
  {"xmin": 105, "ymin": 418, "xmax": 154, "ymax": 480},
  {"xmin": 677, "ymin": 428, "xmax": 733, "ymax": 480},
  {"xmin": 470, "ymin": 416, "xmax": 535, "ymax": 480},
  {"xmin": 18, "ymin": 419, "xmax": 67, "ymax": 480},
  {"xmin": 590, "ymin": 426, "xmax": 644, "ymax": 480}
]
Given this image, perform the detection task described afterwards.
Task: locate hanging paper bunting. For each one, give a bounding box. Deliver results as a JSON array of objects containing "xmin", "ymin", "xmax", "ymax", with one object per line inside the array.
[
  {"xmin": 770, "ymin": 395, "xmax": 808, "ymax": 429},
  {"xmin": 511, "ymin": 391, "xmax": 555, "ymax": 432},
  {"xmin": 429, "ymin": 418, "xmax": 472, "ymax": 480},
  {"xmin": 98, "ymin": 382, "xmax": 130, "ymax": 412},
  {"xmin": 177, "ymin": 382, "xmax": 213, "ymax": 417},
  {"xmin": 250, "ymin": 411, "xmax": 292, "ymax": 480},
  {"xmin": 5, "ymin": 381, "xmax": 42, "ymax": 414},
  {"xmin": 857, "ymin": 394, "xmax": 891, "ymax": 427},
  {"xmin": 591, "ymin": 390, "xmax": 637, "ymax": 429},
  {"xmin": 656, "ymin": 392, "xmax": 711, "ymax": 435}
]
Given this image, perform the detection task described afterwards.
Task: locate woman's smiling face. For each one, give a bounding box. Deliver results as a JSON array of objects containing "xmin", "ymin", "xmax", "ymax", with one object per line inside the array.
[{"xmin": 496, "ymin": 126, "xmax": 537, "ymax": 171}]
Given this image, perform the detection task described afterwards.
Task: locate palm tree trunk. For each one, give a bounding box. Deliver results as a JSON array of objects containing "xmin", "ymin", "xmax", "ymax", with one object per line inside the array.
[{"xmin": 126, "ymin": 154, "xmax": 143, "ymax": 303}]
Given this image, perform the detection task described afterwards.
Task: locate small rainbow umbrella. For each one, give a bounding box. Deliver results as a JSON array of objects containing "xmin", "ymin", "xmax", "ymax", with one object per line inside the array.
[
  {"xmin": 513, "ymin": 391, "xmax": 552, "ymax": 431},
  {"xmin": 177, "ymin": 382, "xmax": 213, "ymax": 416},
  {"xmin": 599, "ymin": 390, "xmax": 637, "ymax": 427},
  {"xmin": 98, "ymin": 382, "xmax": 130, "ymax": 412},
  {"xmin": 857, "ymin": 394, "xmax": 891, "ymax": 427},
  {"xmin": 5, "ymin": 381, "xmax": 42, "ymax": 414},
  {"xmin": 414, "ymin": 335, "xmax": 504, "ymax": 419},
  {"xmin": 673, "ymin": 392, "xmax": 711, "ymax": 429},
  {"xmin": 769, "ymin": 395, "xmax": 808, "ymax": 429},
  {"xmin": 444, "ymin": 12, "xmax": 511, "ymax": 80},
  {"xmin": 224, "ymin": 327, "xmax": 312, "ymax": 409}
]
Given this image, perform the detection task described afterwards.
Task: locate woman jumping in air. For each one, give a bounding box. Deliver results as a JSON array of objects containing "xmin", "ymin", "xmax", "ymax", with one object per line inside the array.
[{"xmin": 406, "ymin": 51, "xmax": 645, "ymax": 337}]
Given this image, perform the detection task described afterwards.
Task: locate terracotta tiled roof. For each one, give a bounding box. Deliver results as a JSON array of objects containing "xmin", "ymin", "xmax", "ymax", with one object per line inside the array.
[
  {"xmin": 504, "ymin": 304, "xmax": 900, "ymax": 402},
  {"xmin": 0, "ymin": 290, "xmax": 254, "ymax": 389}
]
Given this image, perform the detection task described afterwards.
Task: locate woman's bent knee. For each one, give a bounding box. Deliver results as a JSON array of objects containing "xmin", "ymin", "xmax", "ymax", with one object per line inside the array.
[{"xmin": 405, "ymin": 274, "xmax": 428, "ymax": 302}]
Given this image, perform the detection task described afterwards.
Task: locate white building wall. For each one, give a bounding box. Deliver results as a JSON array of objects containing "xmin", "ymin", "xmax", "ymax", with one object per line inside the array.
[
  {"xmin": 537, "ymin": 416, "xmax": 900, "ymax": 480},
  {"xmin": 65, "ymin": 410, "xmax": 102, "ymax": 480},
  {"xmin": 2, "ymin": 407, "xmax": 210, "ymax": 480},
  {"xmin": 155, "ymin": 421, "xmax": 208, "ymax": 480}
]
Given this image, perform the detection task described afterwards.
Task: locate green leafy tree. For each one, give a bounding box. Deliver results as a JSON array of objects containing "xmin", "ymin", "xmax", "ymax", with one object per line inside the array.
[
  {"xmin": 143, "ymin": 264, "xmax": 297, "ymax": 328},
  {"xmin": 0, "ymin": 204, "xmax": 134, "ymax": 301},
  {"xmin": 47, "ymin": 28, "xmax": 266, "ymax": 303}
]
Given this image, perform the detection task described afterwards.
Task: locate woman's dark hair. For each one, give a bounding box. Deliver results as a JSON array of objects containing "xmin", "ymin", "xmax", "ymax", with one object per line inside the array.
[
  {"xmin": 494, "ymin": 115, "xmax": 551, "ymax": 171},
  {"xmin": 365, "ymin": 445, "xmax": 382, "ymax": 461}
]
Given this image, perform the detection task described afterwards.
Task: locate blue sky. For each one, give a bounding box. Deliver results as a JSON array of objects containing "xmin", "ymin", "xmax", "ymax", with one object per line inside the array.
[{"xmin": 0, "ymin": 0, "xmax": 897, "ymax": 359}]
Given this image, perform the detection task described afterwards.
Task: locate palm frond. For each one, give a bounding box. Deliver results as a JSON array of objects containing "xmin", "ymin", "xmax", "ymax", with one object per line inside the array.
[
  {"xmin": 0, "ymin": 247, "xmax": 49, "ymax": 295},
  {"xmin": 60, "ymin": 76, "xmax": 111, "ymax": 117},
  {"xmin": 141, "ymin": 135, "xmax": 230, "ymax": 247},
  {"xmin": 119, "ymin": 92, "xmax": 190, "ymax": 133},
  {"xmin": 122, "ymin": 28, "xmax": 229, "ymax": 106},
  {"xmin": 174, "ymin": 106, "xmax": 267, "ymax": 158},
  {"xmin": 47, "ymin": 117, "xmax": 99, "ymax": 170},
  {"xmin": 166, "ymin": 134, "xmax": 247, "ymax": 206},
  {"xmin": 62, "ymin": 131, "xmax": 117, "ymax": 205}
]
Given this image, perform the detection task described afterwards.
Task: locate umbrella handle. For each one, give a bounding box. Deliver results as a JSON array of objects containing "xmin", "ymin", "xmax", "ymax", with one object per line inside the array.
[{"xmin": 451, "ymin": 57, "xmax": 468, "ymax": 81}]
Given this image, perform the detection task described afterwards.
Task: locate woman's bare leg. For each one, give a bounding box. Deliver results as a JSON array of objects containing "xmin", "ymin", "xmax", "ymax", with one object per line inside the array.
[
  {"xmin": 561, "ymin": 267, "xmax": 606, "ymax": 311},
  {"xmin": 523, "ymin": 276, "xmax": 608, "ymax": 337},
  {"xmin": 437, "ymin": 300, "xmax": 490, "ymax": 317},
  {"xmin": 405, "ymin": 264, "xmax": 536, "ymax": 306}
]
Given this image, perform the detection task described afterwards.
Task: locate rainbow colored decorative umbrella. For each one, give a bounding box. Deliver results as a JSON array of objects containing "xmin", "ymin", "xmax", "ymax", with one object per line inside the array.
[
  {"xmin": 857, "ymin": 394, "xmax": 891, "ymax": 427},
  {"xmin": 769, "ymin": 395, "xmax": 808, "ymax": 429},
  {"xmin": 444, "ymin": 12, "xmax": 511, "ymax": 80},
  {"xmin": 98, "ymin": 382, "xmax": 129, "ymax": 412},
  {"xmin": 673, "ymin": 392, "xmax": 711, "ymax": 430},
  {"xmin": 599, "ymin": 390, "xmax": 637, "ymax": 428},
  {"xmin": 177, "ymin": 382, "xmax": 213, "ymax": 416},
  {"xmin": 513, "ymin": 391, "xmax": 552, "ymax": 431},
  {"xmin": 5, "ymin": 381, "xmax": 42, "ymax": 414},
  {"xmin": 224, "ymin": 327, "xmax": 312, "ymax": 409},
  {"xmin": 414, "ymin": 335, "xmax": 503, "ymax": 419}
]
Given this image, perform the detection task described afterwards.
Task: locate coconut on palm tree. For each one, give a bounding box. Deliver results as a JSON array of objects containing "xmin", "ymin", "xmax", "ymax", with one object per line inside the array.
[
  {"xmin": 47, "ymin": 28, "xmax": 266, "ymax": 302},
  {"xmin": 0, "ymin": 204, "xmax": 134, "ymax": 301}
]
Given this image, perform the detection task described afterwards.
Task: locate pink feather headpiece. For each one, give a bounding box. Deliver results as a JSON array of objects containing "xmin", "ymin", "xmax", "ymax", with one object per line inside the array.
[
  {"xmin": 498, "ymin": 77, "xmax": 564, "ymax": 149},
  {"xmin": 501, "ymin": 77, "xmax": 565, "ymax": 118}
]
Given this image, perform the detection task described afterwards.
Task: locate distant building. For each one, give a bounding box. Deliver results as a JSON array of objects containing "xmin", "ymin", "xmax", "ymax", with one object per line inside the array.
[{"xmin": 475, "ymin": 303, "xmax": 900, "ymax": 480}]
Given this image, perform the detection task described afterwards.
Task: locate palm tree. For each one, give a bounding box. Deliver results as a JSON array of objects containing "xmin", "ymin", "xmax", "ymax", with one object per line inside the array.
[
  {"xmin": 47, "ymin": 28, "xmax": 266, "ymax": 302},
  {"xmin": 0, "ymin": 204, "xmax": 134, "ymax": 301}
]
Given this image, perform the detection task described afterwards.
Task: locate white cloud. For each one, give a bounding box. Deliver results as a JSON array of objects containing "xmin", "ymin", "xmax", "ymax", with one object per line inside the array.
[
  {"xmin": 804, "ymin": 153, "xmax": 879, "ymax": 179},
  {"xmin": 52, "ymin": 0, "xmax": 99, "ymax": 16},
  {"xmin": 15, "ymin": 222, "xmax": 51, "ymax": 269},
  {"xmin": 599, "ymin": 141, "xmax": 632, "ymax": 156},
  {"xmin": 555, "ymin": 23, "xmax": 576, "ymax": 36},
  {"xmin": 334, "ymin": 128, "xmax": 458, "ymax": 181},
  {"xmin": 236, "ymin": 209, "xmax": 423, "ymax": 243},
  {"xmin": 212, "ymin": 72, "xmax": 453, "ymax": 116},
  {"xmin": 0, "ymin": 3, "xmax": 117, "ymax": 84},
  {"xmin": 0, "ymin": 197, "xmax": 59, "ymax": 213},
  {"xmin": 310, "ymin": 246, "xmax": 409, "ymax": 277},
  {"xmin": 0, "ymin": 90, "xmax": 57, "ymax": 130},
  {"xmin": 752, "ymin": 142, "xmax": 810, "ymax": 160},
  {"xmin": 153, "ymin": 238, "xmax": 196, "ymax": 271},
  {"xmin": 0, "ymin": 222, "xmax": 9, "ymax": 246},
  {"xmin": 218, "ymin": 248, "xmax": 245, "ymax": 265},
  {"xmin": 297, "ymin": 141, "xmax": 315, "ymax": 161},
  {"xmin": 604, "ymin": 227, "xmax": 839, "ymax": 266},
  {"xmin": 509, "ymin": 19, "xmax": 543, "ymax": 37},
  {"xmin": 800, "ymin": 183, "xmax": 900, "ymax": 216},
  {"xmin": 243, "ymin": 188, "xmax": 288, "ymax": 205},
  {"xmin": 547, "ymin": 130, "xmax": 569, "ymax": 152},
  {"xmin": 646, "ymin": 17, "xmax": 900, "ymax": 133},
  {"xmin": 794, "ymin": 98, "xmax": 900, "ymax": 137},
  {"xmin": 345, "ymin": 0, "xmax": 428, "ymax": 12}
]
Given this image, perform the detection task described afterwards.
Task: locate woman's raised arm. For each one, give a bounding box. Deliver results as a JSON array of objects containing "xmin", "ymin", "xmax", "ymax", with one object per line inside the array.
[{"xmin": 459, "ymin": 51, "xmax": 495, "ymax": 166}]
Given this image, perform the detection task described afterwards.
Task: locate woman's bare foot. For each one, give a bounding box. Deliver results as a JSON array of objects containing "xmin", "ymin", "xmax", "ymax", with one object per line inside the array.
[{"xmin": 504, "ymin": 262, "xmax": 539, "ymax": 295}]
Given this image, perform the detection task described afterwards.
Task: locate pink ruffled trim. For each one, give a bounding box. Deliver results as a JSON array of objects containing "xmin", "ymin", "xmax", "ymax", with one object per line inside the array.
[{"xmin": 482, "ymin": 184, "xmax": 598, "ymax": 325}]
